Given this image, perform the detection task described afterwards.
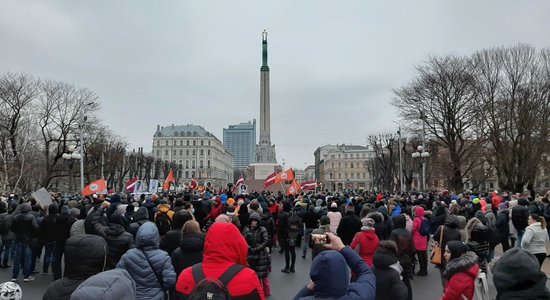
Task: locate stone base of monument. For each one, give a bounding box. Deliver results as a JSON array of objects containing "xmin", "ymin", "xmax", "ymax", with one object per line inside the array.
[{"xmin": 245, "ymin": 163, "xmax": 287, "ymax": 193}]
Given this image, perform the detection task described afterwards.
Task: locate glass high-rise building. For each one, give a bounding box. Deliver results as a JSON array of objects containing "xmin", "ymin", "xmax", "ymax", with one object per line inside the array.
[{"xmin": 223, "ymin": 120, "xmax": 256, "ymax": 170}]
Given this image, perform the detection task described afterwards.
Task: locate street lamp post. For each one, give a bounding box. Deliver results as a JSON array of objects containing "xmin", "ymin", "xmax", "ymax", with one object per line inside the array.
[
  {"xmin": 392, "ymin": 121, "xmax": 403, "ymax": 193},
  {"xmin": 62, "ymin": 145, "xmax": 82, "ymax": 193},
  {"xmin": 412, "ymin": 145, "xmax": 430, "ymax": 190}
]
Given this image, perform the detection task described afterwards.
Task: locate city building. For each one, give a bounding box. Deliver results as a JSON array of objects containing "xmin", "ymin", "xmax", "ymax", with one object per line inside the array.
[
  {"xmin": 314, "ymin": 144, "xmax": 375, "ymax": 191},
  {"xmin": 223, "ymin": 120, "xmax": 256, "ymax": 171},
  {"xmin": 303, "ymin": 165, "xmax": 315, "ymax": 181},
  {"xmin": 152, "ymin": 124, "xmax": 234, "ymax": 188}
]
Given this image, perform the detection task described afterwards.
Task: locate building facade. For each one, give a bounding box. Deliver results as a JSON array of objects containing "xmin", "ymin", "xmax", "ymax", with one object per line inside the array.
[
  {"xmin": 152, "ymin": 124, "xmax": 234, "ymax": 188},
  {"xmin": 315, "ymin": 144, "xmax": 375, "ymax": 191},
  {"xmin": 223, "ymin": 120, "xmax": 256, "ymax": 171}
]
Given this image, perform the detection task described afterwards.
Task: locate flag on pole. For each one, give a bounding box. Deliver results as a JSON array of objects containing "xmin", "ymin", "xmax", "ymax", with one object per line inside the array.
[
  {"xmin": 163, "ymin": 169, "xmax": 175, "ymax": 190},
  {"xmin": 275, "ymin": 168, "xmax": 295, "ymax": 183},
  {"xmin": 264, "ymin": 171, "xmax": 277, "ymax": 188},
  {"xmin": 191, "ymin": 176, "xmax": 198, "ymax": 190},
  {"xmin": 125, "ymin": 177, "xmax": 138, "ymax": 192},
  {"xmin": 83, "ymin": 179, "xmax": 107, "ymax": 196},
  {"xmin": 232, "ymin": 174, "xmax": 245, "ymax": 192},
  {"xmin": 300, "ymin": 180, "xmax": 317, "ymax": 191},
  {"xmin": 287, "ymin": 180, "xmax": 301, "ymax": 196}
]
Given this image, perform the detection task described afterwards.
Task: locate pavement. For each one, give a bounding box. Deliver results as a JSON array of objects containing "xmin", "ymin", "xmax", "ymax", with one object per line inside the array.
[{"xmin": 1, "ymin": 243, "xmax": 549, "ymax": 300}]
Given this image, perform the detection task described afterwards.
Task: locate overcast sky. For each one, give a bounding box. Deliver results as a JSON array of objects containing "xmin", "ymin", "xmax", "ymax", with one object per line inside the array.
[{"xmin": 1, "ymin": 1, "xmax": 549, "ymax": 169}]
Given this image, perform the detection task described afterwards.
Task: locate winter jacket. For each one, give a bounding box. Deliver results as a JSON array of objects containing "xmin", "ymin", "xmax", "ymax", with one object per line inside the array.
[
  {"xmin": 176, "ymin": 222, "xmax": 265, "ymax": 300},
  {"xmin": 277, "ymin": 211, "xmax": 291, "ymax": 248},
  {"xmin": 127, "ymin": 207, "xmax": 149, "ymax": 239},
  {"xmin": 12, "ymin": 205, "xmax": 38, "ymax": 243},
  {"xmin": 293, "ymin": 247, "xmax": 376, "ymax": 300},
  {"xmin": 412, "ymin": 206, "xmax": 428, "ymax": 251},
  {"xmin": 243, "ymin": 213, "xmax": 271, "ymax": 278},
  {"xmin": 43, "ymin": 234, "xmax": 108, "ymax": 300},
  {"xmin": 116, "ymin": 222, "xmax": 176, "ymax": 300},
  {"xmin": 70, "ymin": 269, "xmax": 136, "ymax": 300},
  {"xmin": 85, "ymin": 205, "xmax": 106, "ymax": 235},
  {"xmin": 441, "ymin": 251, "xmax": 479, "ymax": 300},
  {"xmin": 350, "ymin": 229, "xmax": 379, "ymax": 266},
  {"xmin": 492, "ymin": 248, "xmax": 550, "ymax": 299},
  {"xmin": 71, "ymin": 219, "xmax": 85, "ymax": 236},
  {"xmin": 522, "ymin": 222, "xmax": 549, "ymax": 254},
  {"xmin": 259, "ymin": 212, "xmax": 275, "ymax": 246},
  {"xmin": 431, "ymin": 205, "xmax": 447, "ymax": 235},
  {"xmin": 327, "ymin": 211, "xmax": 342, "ymax": 234},
  {"xmin": 372, "ymin": 246, "xmax": 408, "ymax": 300},
  {"xmin": 495, "ymin": 209, "xmax": 510, "ymax": 242},
  {"xmin": 390, "ymin": 214, "xmax": 415, "ymax": 278},
  {"xmin": 96, "ymin": 223, "xmax": 135, "ymax": 269},
  {"xmin": 310, "ymin": 225, "xmax": 330, "ymax": 260},
  {"xmin": 170, "ymin": 233, "xmax": 205, "ymax": 275},
  {"xmin": 336, "ymin": 212, "xmax": 362, "ymax": 246},
  {"xmin": 160, "ymin": 210, "xmax": 194, "ymax": 256},
  {"xmin": 0, "ymin": 212, "xmax": 14, "ymax": 241},
  {"xmin": 433, "ymin": 215, "xmax": 462, "ymax": 264},
  {"xmin": 511, "ymin": 204, "xmax": 529, "ymax": 231}
]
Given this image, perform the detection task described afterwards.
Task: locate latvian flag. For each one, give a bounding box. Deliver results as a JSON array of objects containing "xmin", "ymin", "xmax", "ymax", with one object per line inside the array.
[
  {"xmin": 264, "ymin": 171, "xmax": 277, "ymax": 188},
  {"xmin": 125, "ymin": 177, "xmax": 138, "ymax": 192},
  {"xmin": 232, "ymin": 174, "xmax": 245, "ymax": 192},
  {"xmin": 301, "ymin": 180, "xmax": 317, "ymax": 191}
]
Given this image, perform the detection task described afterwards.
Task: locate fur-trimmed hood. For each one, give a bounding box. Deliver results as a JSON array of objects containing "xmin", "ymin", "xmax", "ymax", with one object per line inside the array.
[{"xmin": 443, "ymin": 251, "xmax": 479, "ymax": 280}]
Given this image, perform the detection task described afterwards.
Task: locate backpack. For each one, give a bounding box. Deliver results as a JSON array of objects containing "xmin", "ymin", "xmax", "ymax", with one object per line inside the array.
[
  {"xmin": 188, "ymin": 263, "xmax": 245, "ymax": 300},
  {"xmin": 468, "ymin": 271, "xmax": 489, "ymax": 300},
  {"xmin": 0, "ymin": 214, "xmax": 9, "ymax": 235},
  {"xmin": 155, "ymin": 211, "xmax": 172, "ymax": 236},
  {"xmin": 485, "ymin": 221, "xmax": 501, "ymax": 248},
  {"xmin": 419, "ymin": 218, "xmax": 431, "ymax": 236},
  {"xmin": 289, "ymin": 212, "xmax": 303, "ymax": 236}
]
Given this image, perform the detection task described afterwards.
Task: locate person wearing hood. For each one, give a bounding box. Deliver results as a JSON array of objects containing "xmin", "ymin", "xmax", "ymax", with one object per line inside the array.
[
  {"xmin": 391, "ymin": 214, "xmax": 414, "ymax": 300},
  {"xmin": 521, "ymin": 213, "xmax": 549, "ymax": 267},
  {"xmin": 175, "ymin": 222, "xmax": 265, "ymax": 299},
  {"xmin": 433, "ymin": 215, "xmax": 462, "ymax": 288},
  {"xmin": 512, "ymin": 198, "xmax": 530, "ymax": 247},
  {"xmin": 141, "ymin": 196, "xmax": 157, "ymax": 222},
  {"xmin": 84, "ymin": 197, "xmax": 107, "ymax": 235},
  {"xmin": 350, "ymin": 217, "xmax": 379, "ymax": 266},
  {"xmin": 94, "ymin": 212, "xmax": 135, "ymax": 270},
  {"xmin": 160, "ymin": 210, "xmax": 194, "ymax": 256},
  {"xmin": 243, "ymin": 212, "xmax": 271, "ymax": 297},
  {"xmin": 43, "ymin": 234, "xmax": 108, "ymax": 300},
  {"xmin": 117, "ymin": 222, "xmax": 176, "ymax": 300},
  {"xmin": 412, "ymin": 205, "xmax": 429, "ymax": 276},
  {"xmin": 372, "ymin": 240, "xmax": 408, "ymax": 300},
  {"xmin": 492, "ymin": 248, "xmax": 550, "ymax": 299},
  {"xmin": 127, "ymin": 207, "xmax": 149, "ymax": 240},
  {"xmin": 170, "ymin": 220, "xmax": 204, "ymax": 300},
  {"xmin": 431, "ymin": 204, "xmax": 448, "ymax": 235},
  {"xmin": 441, "ymin": 241, "xmax": 479, "ymax": 300},
  {"xmin": 154, "ymin": 200, "xmax": 175, "ymax": 236},
  {"xmin": 336, "ymin": 204, "xmax": 362, "ymax": 246},
  {"xmin": 70, "ymin": 268, "xmax": 136, "ymax": 300},
  {"xmin": 293, "ymin": 232, "xmax": 376, "ymax": 300},
  {"xmin": 11, "ymin": 203, "xmax": 38, "ymax": 282},
  {"xmin": 327, "ymin": 202, "xmax": 342, "ymax": 234},
  {"xmin": 464, "ymin": 218, "xmax": 489, "ymax": 273},
  {"xmin": 495, "ymin": 203, "xmax": 511, "ymax": 252}
]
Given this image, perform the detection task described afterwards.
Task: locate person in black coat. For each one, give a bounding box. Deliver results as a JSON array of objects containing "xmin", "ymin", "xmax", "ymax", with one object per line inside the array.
[
  {"xmin": 390, "ymin": 214, "xmax": 415, "ymax": 300},
  {"xmin": 127, "ymin": 207, "xmax": 149, "ymax": 239},
  {"xmin": 372, "ymin": 240, "xmax": 408, "ymax": 300},
  {"xmin": 512, "ymin": 198, "xmax": 530, "ymax": 246},
  {"xmin": 11, "ymin": 203, "xmax": 38, "ymax": 281},
  {"xmin": 170, "ymin": 220, "xmax": 204, "ymax": 300},
  {"xmin": 336, "ymin": 204, "xmax": 362, "ymax": 246},
  {"xmin": 160, "ymin": 210, "xmax": 194, "ymax": 256},
  {"xmin": 95, "ymin": 212, "xmax": 135, "ymax": 270},
  {"xmin": 243, "ymin": 212, "xmax": 271, "ymax": 297},
  {"xmin": 495, "ymin": 204, "xmax": 511, "ymax": 252},
  {"xmin": 84, "ymin": 199, "xmax": 107, "ymax": 235},
  {"xmin": 433, "ymin": 214, "xmax": 462, "ymax": 289}
]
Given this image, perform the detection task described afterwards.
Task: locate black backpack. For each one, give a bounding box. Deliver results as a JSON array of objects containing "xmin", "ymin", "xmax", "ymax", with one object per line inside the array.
[
  {"xmin": 155, "ymin": 211, "xmax": 172, "ymax": 236},
  {"xmin": 188, "ymin": 263, "xmax": 245, "ymax": 300}
]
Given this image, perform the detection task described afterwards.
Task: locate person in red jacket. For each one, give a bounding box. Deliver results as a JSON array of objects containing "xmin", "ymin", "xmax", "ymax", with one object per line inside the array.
[
  {"xmin": 203, "ymin": 197, "xmax": 222, "ymax": 223},
  {"xmin": 175, "ymin": 222, "xmax": 264, "ymax": 300},
  {"xmin": 441, "ymin": 241, "xmax": 480, "ymax": 300},
  {"xmin": 350, "ymin": 218, "xmax": 379, "ymax": 266}
]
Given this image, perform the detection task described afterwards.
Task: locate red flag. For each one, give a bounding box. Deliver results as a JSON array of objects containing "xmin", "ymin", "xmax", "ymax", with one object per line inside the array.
[
  {"xmin": 264, "ymin": 171, "xmax": 277, "ymax": 188},
  {"xmin": 83, "ymin": 179, "xmax": 107, "ymax": 196},
  {"xmin": 125, "ymin": 177, "xmax": 138, "ymax": 192},
  {"xmin": 287, "ymin": 180, "xmax": 301, "ymax": 196},
  {"xmin": 163, "ymin": 169, "xmax": 175, "ymax": 190},
  {"xmin": 191, "ymin": 177, "xmax": 198, "ymax": 190},
  {"xmin": 300, "ymin": 180, "xmax": 317, "ymax": 191},
  {"xmin": 232, "ymin": 174, "xmax": 245, "ymax": 192},
  {"xmin": 107, "ymin": 188, "xmax": 115, "ymax": 195},
  {"xmin": 275, "ymin": 168, "xmax": 295, "ymax": 183}
]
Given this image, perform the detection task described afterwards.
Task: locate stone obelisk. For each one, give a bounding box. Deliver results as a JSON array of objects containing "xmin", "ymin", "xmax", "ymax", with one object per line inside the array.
[{"xmin": 255, "ymin": 30, "xmax": 277, "ymax": 163}]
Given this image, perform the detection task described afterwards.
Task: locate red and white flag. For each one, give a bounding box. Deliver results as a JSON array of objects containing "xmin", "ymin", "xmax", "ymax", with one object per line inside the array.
[
  {"xmin": 232, "ymin": 174, "xmax": 245, "ymax": 192},
  {"xmin": 264, "ymin": 171, "xmax": 277, "ymax": 188},
  {"xmin": 125, "ymin": 177, "xmax": 138, "ymax": 192},
  {"xmin": 191, "ymin": 177, "xmax": 198, "ymax": 190},
  {"xmin": 300, "ymin": 180, "xmax": 317, "ymax": 191}
]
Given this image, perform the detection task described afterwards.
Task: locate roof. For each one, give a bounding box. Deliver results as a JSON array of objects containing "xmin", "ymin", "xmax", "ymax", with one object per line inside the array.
[{"xmin": 154, "ymin": 124, "xmax": 211, "ymax": 138}]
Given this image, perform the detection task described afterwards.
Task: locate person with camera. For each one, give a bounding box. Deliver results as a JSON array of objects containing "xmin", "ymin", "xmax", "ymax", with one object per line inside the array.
[{"xmin": 293, "ymin": 232, "xmax": 376, "ymax": 300}]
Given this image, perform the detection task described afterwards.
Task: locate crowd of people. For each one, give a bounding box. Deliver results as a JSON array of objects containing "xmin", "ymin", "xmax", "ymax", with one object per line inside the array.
[{"xmin": 0, "ymin": 189, "xmax": 548, "ymax": 299}]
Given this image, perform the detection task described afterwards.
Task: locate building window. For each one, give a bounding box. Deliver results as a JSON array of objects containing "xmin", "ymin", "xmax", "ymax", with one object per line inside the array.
[
  {"xmin": 180, "ymin": 149, "xmax": 183, "ymax": 155},
  {"xmin": 344, "ymin": 154, "xmax": 347, "ymax": 159},
  {"xmin": 193, "ymin": 140, "xmax": 196, "ymax": 146},
  {"xmin": 187, "ymin": 140, "xmax": 190, "ymax": 146},
  {"xmin": 357, "ymin": 173, "xmax": 360, "ymax": 179},
  {"xmin": 192, "ymin": 161, "xmax": 195, "ymax": 168},
  {"xmin": 208, "ymin": 160, "xmax": 211, "ymax": 168},
  {"xmin": 200, "ymin": 160, "xmax": 204, "ymax": 168},
  {"xmin": 165, "ymin": 140, "xmax": 168, "ymax": 145},
  {"xmin": 331, "ymin": 155, "xmax": 335, "ymax": 159},
  {"xmin": 200, "ymin": 149, "xmax": 204, "ymax": 155},
  {"xmin": 192, "ymin": 150, "xmax": 196, "ymax": 155},
  {"xmin": 201, "ymin": 140, "xmax": 204, "ymax": 146},
  {"xmin": 345, "ymin": 173, "xmax": 348, "ymax": 179},
  {"xmin": 489, "ymin": 182, "xmax": 494, "ymax": 189},
  {"xmin": 157, "ymin": 141, "xmax": 160, "ymax": 146},
  {"xmin": 363, "ymin": 173, "xmax": 366, "ymax": 179},
  {"xmin": 207, "ymin": 149, "xmax": 210, "ymax": 155},
  {"xmin": 186, "ymin": 160, "xmax": 189, "ymax": 168},
  {"xmin": 186, "ymin": 149, "xmax": 189, "ymax": 155},
  {"xmin": 330, "ymin": 173, "xmax": 333, "ymax": 179},
  {"xmin": 338, "ymin": 173, "xmax": 342, "ymax": 179},
  {"xmin": 185, "ymin": 171, "xmax": 189, "ymax": 178},
  {"xmin": 350, "ymin": 162, "xmax": 354, "ymax": 168},
  {"xmin": 173, "ymin": 149, "xmax": 176, "ymax": 155},
  {"xmin": 351, "ymin": 173, "xmax": 354, "ymax": 179},
  {"xmin": 164, "ymin": 150, "xmax": 168, "ymax": 155},
  {"xmin": 208, "ymin": 141, "xmax": 211, "ymax": 146},
  {"xmin": 331, "ymin": 162, "xmax": 334, "ymax": 168},
  {"xmin": 156, "ymin": 150, "xmax": 160, "ymax": 156},
  {"xmin": 338, "ymin": 162, "xmax": 341, "ymax": 168},
  {"xmin": 338, "ymin": 154, "xmax": 341, "ymax": 159},
  {"xmin": 180, "ymin": 140, "xmax": 183, "ymax": 145},
  {"xmin": 345, "ymin": 162, "xmax": 347, "ymax": 168}
]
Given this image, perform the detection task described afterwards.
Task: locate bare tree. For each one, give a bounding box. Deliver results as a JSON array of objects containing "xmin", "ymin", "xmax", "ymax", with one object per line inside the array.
[
  {"xmin": 472, "ymin": 45, "xmax": 550, "ymax": 192},
  {"xmin": 368, "ymin": 134, "xmax": 399, "ymax": 192},
  {"xmin": 393, "ymin": 55, "xmax": 486, "ymax": 192}
]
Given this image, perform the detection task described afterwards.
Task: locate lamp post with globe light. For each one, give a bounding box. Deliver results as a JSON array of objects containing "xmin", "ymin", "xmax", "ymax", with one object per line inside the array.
[{"xmin": 412, "ymin": 145, "xmax": 430, "ymax": 190}]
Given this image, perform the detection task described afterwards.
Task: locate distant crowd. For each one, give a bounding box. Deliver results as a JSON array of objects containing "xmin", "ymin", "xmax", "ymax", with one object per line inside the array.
[{"xmin": 0, "ymin": 189, "xmax": 548, "ymax": 300}]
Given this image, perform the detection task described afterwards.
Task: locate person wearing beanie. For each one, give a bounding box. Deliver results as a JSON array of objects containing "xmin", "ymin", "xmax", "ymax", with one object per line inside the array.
[
  {"xmin": 243, "ymin": 212, "xmax": 271, "ymax": 297},
  {"xmin": 336, "ymin": 204, "xmax": 362, "ymax": 246},
  {"xmin": 293, "ymin": 232, "xmax": 376, "ymax": 300},
  {"xmin": 327, "ymin": 202, "xmax": 342, "ymax": 234},
  {"xmin": 390, "ymin": 214, "xmax": 414, "ymax": 300},
  {"xmin": 94, "ymin": 212, "xmax": 135, "ymax": 270},
  {"xmin": 433, "ymin": 215, "xmax": 462, "ymax": 288},
  {"xmin": 159, "ymin": 210, "xmax": 194, "ymax": 256},
  {"xmin": 441, "ymin": 241, "xmax": 479, "ymax": 300},
  {"xmin": 371, "ymin": 240, "xmax": 408, "ymax": 300},
  {"xmin": 350, "ymin": 218, "xmax": 379, "ymax": 266},
  {"xmin": 492, "ymin": 248, "xmax": 550, "ymax": 299}
]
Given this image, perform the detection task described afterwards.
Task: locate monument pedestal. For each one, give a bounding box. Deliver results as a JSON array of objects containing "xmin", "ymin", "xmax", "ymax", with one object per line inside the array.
[{"xmin": 246, "ymin": 163, "xmax": 285, "ymax": 193}]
